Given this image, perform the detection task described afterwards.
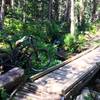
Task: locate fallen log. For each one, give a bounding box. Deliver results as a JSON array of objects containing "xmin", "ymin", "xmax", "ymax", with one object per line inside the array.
[{"xmin": 0, "ymin": 67, "xmax": 24, "ymax": 91}]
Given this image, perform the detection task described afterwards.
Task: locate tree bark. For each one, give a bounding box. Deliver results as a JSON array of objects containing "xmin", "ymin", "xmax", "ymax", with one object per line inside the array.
[
  {"xmin": 48, "ymin": 0, "xmax": 53, "ymax": 21},
  {"xmin": 23, "ymin": 0, "xmax": 26, "ymax": 23},
  {"xmin": 70, "ymin": 0, "xmax": 75, "ymax": 35},
  {"xmin": 92, "ymin": 0, "xmax": 97, "ymax": 21},
  {"xmin": 54, "ymin": 0, "xmax": 59, "ymax": 21},
  {"xmin": 0, "ymin": 0, "xmax": 5, "ymax": 30},
  {"xmin": 11, "ymin": 0, "xmax": 14, "ymax": 8},
  {"xmin": 64, "ymin": 0, "xmax": 71, "ymax": 22},
  {"xmin": 79, "ymin": 0, "xmax": 84, "ymax": 24}
]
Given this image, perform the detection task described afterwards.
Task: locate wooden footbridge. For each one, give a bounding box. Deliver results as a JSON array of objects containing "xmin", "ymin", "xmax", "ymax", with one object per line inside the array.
[{"xmin": 11, "ymin": 45, "xmax": 100, "ymax": 100}]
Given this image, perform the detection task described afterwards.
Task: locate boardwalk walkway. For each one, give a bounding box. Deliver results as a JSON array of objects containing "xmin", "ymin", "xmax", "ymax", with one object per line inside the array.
[{"xmin": 13, "ymin": 46, "xmax": 100, "ymax": 100}]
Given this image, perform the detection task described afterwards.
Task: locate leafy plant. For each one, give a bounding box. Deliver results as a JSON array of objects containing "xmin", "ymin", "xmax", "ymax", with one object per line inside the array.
[
  {"xmin": 0, "ymin": 87, "xmax": 8, "ymax": 100},
  {"xmin": 64, "ymin": 34, "xmax": 78, "ymax": 53},
  {"xmin": 45, "ymin": 21, "xmax": 65, "ymax": 42},
  {"xmin": 4, "ymin": 18, "xmax": 23, "ymax": 34},
  {"xmin": 64, "ymin": 34, "xmax": 86, "ymax": 53},
  {"xmin": 89, "ymin": 24, "xmax": 97, "ymax": 34},
  {"xmin": 84, "ymin": 94, "xmax": 94, "ymax": 100},
  {"xmin": 77, "ymin": 34, "xmax": 86, "ymax": 49}
]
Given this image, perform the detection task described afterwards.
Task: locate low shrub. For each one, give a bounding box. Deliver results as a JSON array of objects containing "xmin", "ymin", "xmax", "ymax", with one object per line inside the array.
[
  {"xmin": 0, "ymin": 87, "xmax": 8, "ymax": 100},
  {"xmin": 64, "ymin": 34, "xmax": 78, "ymax": 53},
  {"xmin": 89, "ymin": 24, "xmax": 97, "ymax": 34},
  {"xmin": 64, "ymin": 34, "xmax": 86, "ymax": 53}
]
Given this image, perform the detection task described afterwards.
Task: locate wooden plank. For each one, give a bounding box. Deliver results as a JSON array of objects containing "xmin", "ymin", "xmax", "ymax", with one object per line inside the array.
[
  {"xmin": 65, "ymin": 63, "xmax": 100, "ymax": 99},
  {"xmin": 14, "ymin": 88, "xmax": 61, "ymax": 100},
  {"xmin": 62, "ymin": 64, "xmax": 97, "ymax": 95},
  {"xmin": 33, "ymin": 47, "xmax": 100, "ymax": 94}
]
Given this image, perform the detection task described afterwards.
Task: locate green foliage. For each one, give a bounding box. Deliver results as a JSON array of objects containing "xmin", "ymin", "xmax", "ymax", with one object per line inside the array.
[
  {"xmin": 89, "ymin": 24, "xmax": 97, "ymax": 34},
  {"xmin": 46, "ymin": 44, "xmax": 62, "ymax": 66},
  {"xmin": 0, "ymin": 0, "xmax": 98, "ymax": 73},
  {"xmin": 4, "ymin": 18, "xmax": 23, "ymax": 34},
  {"xmin": 84, "ymin": 94, "xmax": 94, "ymax": 100},
  {"xmin": 77, "ymin": 34, "xmax": 86, "ymax": 51},
  {"xmin": 36, "ymin": 43, "xmax": 62, "ymax": 67},
  {"xmin": 76, "ymin": 0, "xmax": 93, "ymax": 33},
  {"xmin": 64, "ymin": 34, "xmax": 78, "ymax": 53},
  {"xmin": 45, "ymin": 21, "xmax": 61, "ymax": 40},
  {"xmin": 64, "ymin": 34, "xmax": 86, "ymax": 53},
  {"xmin": 78, "ymin": 34, "xmax": 86, "ymax": 45},
  {"xmin": 0, "ymin": 87, "xmax": 8, "ymax": 100}
]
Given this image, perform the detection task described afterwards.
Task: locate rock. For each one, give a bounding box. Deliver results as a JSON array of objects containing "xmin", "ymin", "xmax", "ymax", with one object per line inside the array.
[
  {"xmin": 75, "ymin": 87, "xmax": 100, "ymax": 100},
  {"xmin": 75, "ymin": 87, "xmax": 93, "ymax": 100},
  {"xmin": 0, "ymin": 67, "xmax": 24, "ymax": 91},
  {"xmin": 90, "ymin": 90, "xmax": 100, "ymax": 100}
]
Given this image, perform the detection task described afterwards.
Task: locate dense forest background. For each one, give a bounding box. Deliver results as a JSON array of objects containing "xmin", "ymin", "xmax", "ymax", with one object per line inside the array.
[
  {"xmin": 0, "ymin": 0, "xmax": 100, "ymax": 65},
  {"xmin": 0, "ymin": 0, "xmax": 100, "ymax": 33}
]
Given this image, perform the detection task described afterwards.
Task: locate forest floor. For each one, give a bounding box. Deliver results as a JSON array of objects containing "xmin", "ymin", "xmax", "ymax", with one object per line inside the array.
[{"xmin": 81, "ymin": 27, "xmax": 100, "ymax": 50}]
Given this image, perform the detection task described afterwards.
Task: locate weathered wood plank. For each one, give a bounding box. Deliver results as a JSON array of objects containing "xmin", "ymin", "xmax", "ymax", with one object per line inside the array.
[
  {"xmin": 65, "ymin": 63, "xmax": 100, "ymax": 99},
  {"xmin": 0, "ymin": 67, "xmax": 24, "ymax": 91}
]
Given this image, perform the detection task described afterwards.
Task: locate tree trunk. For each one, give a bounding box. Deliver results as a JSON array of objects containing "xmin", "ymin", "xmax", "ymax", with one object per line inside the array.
[
  {"xmin": 18, "ymin": 0, "xmax": 21, "ymax": 8},
  {"xmin": 48, "ymin": 0, "xmax": 53, "ymax": 21},
  {"xmin": 64, "ymin": 0, "xmax": 70, "ymax": 22},
  {"xmin": 79, "ymin": 0, "xmax": 84, "ymax": 24},
  {"xmin": 92, "ymin": 0, "xmax": 97, "ymax": 21},
  {"xmin": 11, "ymin": 0, "xmax": 14, "ymax": 8},
  {"xmin": 0, "ymin": 0, "xmax": 5, "ymax": 30},
  {"xmin": 23, "ymin": 0, "xmax": 26, "ymax": 23},
  {"xmin": 70, "ymin": 0, "xmax": 75, "ymax": 35},
  {"xmin": 54, "ymin": 0, "xmax": 59, "ymax": 21}
]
